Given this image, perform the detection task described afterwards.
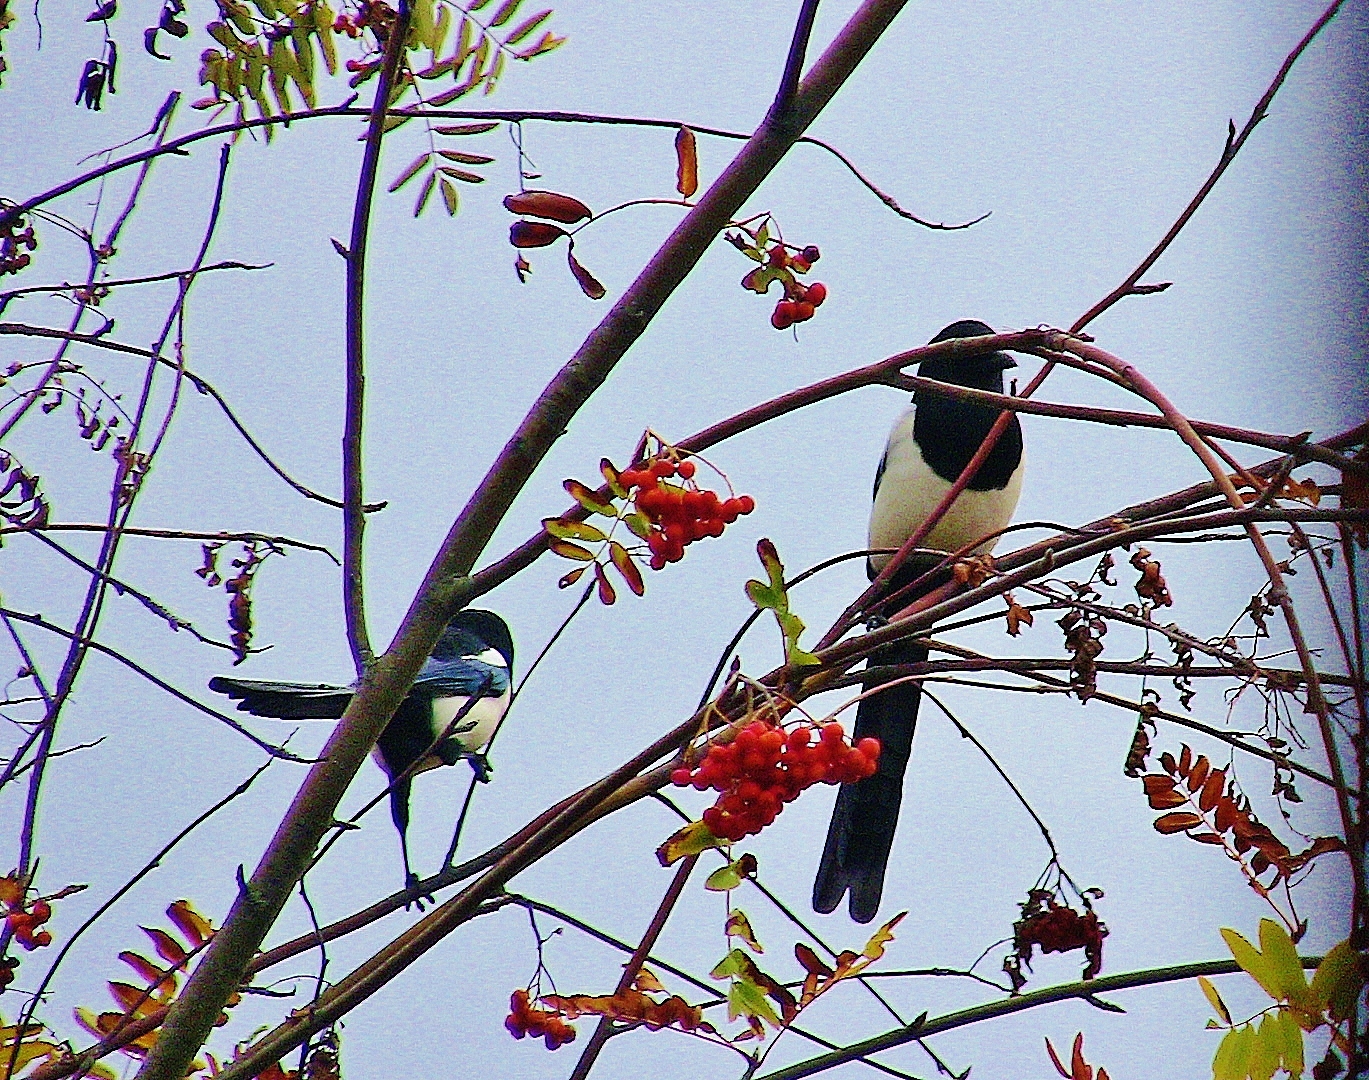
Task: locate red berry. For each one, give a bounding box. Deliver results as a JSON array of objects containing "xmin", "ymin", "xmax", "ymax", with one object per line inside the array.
[
  {"xmin": 792, "ymin": 301, "xmax": 815, "ymax": 322},
  {"xmin": 767, "ymin": 245, "xmax": 788, "ymax": 267},
  {"xmin": 802, "ymin": 245, "xmax": 820, "ymax": 263},
  {"xmin": 737, "ymin": 495, "xmax": 756, "ymax": 514},
  {"xmin": 771, "ymin": 303, "xmax": 794, "ymax": 330},
  {"xmin": 789, "ymin": 256, "xmax": 810, "ymax": 274},
  {"xmin": 806, "ymin": 282, "xmax": 827, "ymax": 307},
  {"xmin": 677, "ymin": 460, "xmax": 696, "ymax": 479},
  {"xmin": 671, "ymin": 768, "xmax": 692, "ymax": 786},
  {"xmin": 29, "ymin": 901, "xmax": 50, "ymax": 924},
  {"xmin": 32, "ymin": 931, "xmax": 51, "ymax": 948}
]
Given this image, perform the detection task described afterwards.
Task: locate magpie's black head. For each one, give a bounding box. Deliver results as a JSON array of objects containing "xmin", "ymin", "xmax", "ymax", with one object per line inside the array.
[
  {"xmin": 916, "ymin": 319, "xmax": 1017, "ymax": 392},
  {"xmin": 437, "ymin": 609, "xmax": 515, "ymax": 672}
]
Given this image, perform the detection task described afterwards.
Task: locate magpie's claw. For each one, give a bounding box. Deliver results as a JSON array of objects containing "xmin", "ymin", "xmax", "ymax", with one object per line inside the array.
[
  {"xmin": 463, "ymin": 752, "xmax": 493, "ymax": 783},
  {"xmin": 403, "ymin": 872, "xmax": 434, "ymax": 911}
]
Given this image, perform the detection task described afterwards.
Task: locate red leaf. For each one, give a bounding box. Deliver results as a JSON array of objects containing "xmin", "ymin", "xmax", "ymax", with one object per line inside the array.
[
  {"xmin": 567, "ymin": 243, "xmax": 606, "ymax": 300},
  {"xmin": 509, "ymin": 220, "xmax": 566, "ymax": 248},
  {"xmin": 1199, "ymin": 769, "xmax": 1225, "ymax": 812},
  {"xmin": 1186, "ymin": 755, "xmax": 1210, "ymax": 792},
  {"xmin": 502, "ymin": 190, "xmax": 591, "ymax": 223},
  {"xmin": 1141, "ymin": 774, "xmax": 1185, "ymax": 809},
  {"xmin": 593, "ymin": 561, "xmax": 616, "ymax": 605}
]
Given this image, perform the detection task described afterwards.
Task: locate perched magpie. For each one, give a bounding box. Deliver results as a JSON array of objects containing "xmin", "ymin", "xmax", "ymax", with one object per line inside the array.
[
  {"xmin": 210, "ymin": 609, "xmax": 514, "ymax": 889},
  {"xmin": 813, "ymin": 320, "xmax": 1024, "ymax": 923}
]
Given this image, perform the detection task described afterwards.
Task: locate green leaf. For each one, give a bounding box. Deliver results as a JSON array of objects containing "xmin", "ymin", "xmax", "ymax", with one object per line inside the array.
[
  {"xmin": 1275, "ymin": 1007, "xmax": 1304, "ymax": 1078},
  {"xmin": 434, "ymin": 121, "xmax": 500, "ymax": 135},
  {"xmin": 1221, "ymin": 927, "xmax": 1281, "ymax": 1001},
  {"xmin": 609, "ymin": 541, "xmax": 644, "ymax": 596},
  {"xmin": 503, "ymin": 7, "xmax": 550, "ymax": 45},
  {"xmin": 440, "ymin": 177, "xmax": 459, "ymax": 216},
  {"xmin": 1248, "ymin": 1014, "xmax": 1282, "ymax": 1080},
  {"xmin": 656, "ymin": 820, "xmax": 724, "ymax": 866},
  {"xmin": 413, "ymin": 170, "xmax": 437, "ymax": 217},
  {"xmin": 436, "ymin": 148, "xmax": 494, "ymax": 165},
  {"xmin": 706, "ymin": 862, "xmax": 745, "ymax": 892},
  {"xmin": 431, "ymin": 3, "xmax": 451, "ymax": 56},
  {"xmin": 488, "ymin": 0, "xmax": 521, "ymax": 27},
  {"xmin": 315, "ymin": 4, "xmax": 336, "ymax": 74},
  {"xmin": 1310, "ymin": 939, "xmax": 1363, "ymax": 1021},
  {"xmin": 543, "ymin": 518, "xmax": 607, "ymax": 543},
  {"xmin": 1258, "ymin": 918, "xmax": 1311, "ymax": 1008},
  {"xmin": 728, "ymin": 976, "xmax": 780, "ymax": 1027},
  {"xmin": 388, "ymin": 153, "xmax": 429, "ymax": 193},
  {"xmin": 755, "ymin": 221, "xmax": 770, "ymax": 249},
  {"xmin": 485, "ymin": 48, "xmax": 506, "ymax": 91},
  {"xmin": 411, "ymin": 0, "xmax": 434, "ymax": 49},
  {"xmin": 436, "ymin": 166, "xmax": 486, "ymax": 184},
  {"xmin": 564, "ymin": 478, "xmax": 615, "ymax": 516},
  {"xmin": 548, "ymin": 539, "xmax": 593, "ymax": 561},
  {"xmin": 1213, "ymin": 1024, "xmax": 1254, "ymax": 1080},
  {"xmin": 725, "ymin": 909, "xmax": 763, "ymax": 952},
  {"xmin": 624, "ymin": 511, "xmax": 652, "ymax": 540}
]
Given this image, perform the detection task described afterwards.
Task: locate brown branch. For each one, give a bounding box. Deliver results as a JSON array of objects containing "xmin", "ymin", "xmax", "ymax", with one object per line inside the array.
[
  {"xmin": 1, "ymin": 523, "xmax": 338, "ymax": 563},
  {"xmin": 0, "ymin": 322, "xmax": 381, "ymax": 511},
  {"xmin": 566, "ymin": 855, "xmax": 699, "ymax": 1080}
]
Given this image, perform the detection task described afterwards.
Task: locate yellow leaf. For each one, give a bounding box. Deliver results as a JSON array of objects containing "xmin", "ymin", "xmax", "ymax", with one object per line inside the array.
[
  {"xmin": 1221, "ymin": 927, "xmax": 1281, "ymax": 1001},
  {"xmin": 1198, "ymin": 974, "xmax": 1232, "ymax": 1026},
  {"xmin": 725, "ymin": 909, "xmax": 763, "ymax": 954},
  {"xmin": 1258, "ymin": 918, "xmax": 1311, "ymax": 1008},
  {"xmin": 861, "ymin": 911, "xmax": 906, "ymax": 961},
  {"xmin": 1310, "ymin": 939, "xmax": 1363, "ymax": 1022},
  {"xmin": 655, "ymin": 820, "xmax": 724, "ymax": 866}
]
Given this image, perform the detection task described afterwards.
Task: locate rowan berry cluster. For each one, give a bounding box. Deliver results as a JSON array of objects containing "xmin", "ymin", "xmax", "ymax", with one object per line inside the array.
[
  {"xmin": 505, "ymin": 989, "xmax": 577, "ymax": 1050},
  {"xmin": 619, "ymin": 457, "xmax": 755, "ymax": 571},
  {"xmin": 1, "ymin": 212, "xmax": 38, "ymax": 277},
  {"xmin": 672, "ymin": 719, "xmax": 880, "ymax": 842},
  {"xmin": 6, "ymin": 898, "xmax": 53, "ymax": 951},
  {"xmin": 763, "ymin": 244, "xmax": 827, "ymax": 330}
]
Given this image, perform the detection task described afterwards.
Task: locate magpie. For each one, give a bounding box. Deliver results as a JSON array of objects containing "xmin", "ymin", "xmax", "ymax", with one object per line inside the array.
[
  {"xmin": 210, "ymin": 609, "xmax": 514, "ymax": 889},
  {"xmin": 813, "ymin": 320, "xmax": 1024, "ymax": 923}
]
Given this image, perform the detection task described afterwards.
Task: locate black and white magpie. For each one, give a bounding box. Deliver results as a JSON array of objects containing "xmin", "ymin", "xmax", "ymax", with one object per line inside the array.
[
  {"xmin": 813, "ymin": 320, "xmax": 1024, "ymax": 923},
  {"xmin": 210, "ymin": 609, "xmax": 514, "ymax": 889}
]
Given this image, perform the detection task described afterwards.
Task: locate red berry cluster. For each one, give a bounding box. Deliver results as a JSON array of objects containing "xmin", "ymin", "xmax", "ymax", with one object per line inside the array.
[
  {"xmin": 6, "ymin": 898, "xmax": 53, "ymax": 951},
  {"xmin": 1, "ymin": 212, "xmax": 38, "ymax": 277},
  {"xmin": 619, "ymin": 458, "xmax": 755, "ymax": 571},
  {"xmin": 671, "ymin": 720, "xmax": 880, "ymax": 842},
  {"xmin": 505, "ymin": 989, "xmax": 577, "ymax": 1050},
  {"xmin": 765, "ymin": 245, "xmax": 827, "ymax": 330}
]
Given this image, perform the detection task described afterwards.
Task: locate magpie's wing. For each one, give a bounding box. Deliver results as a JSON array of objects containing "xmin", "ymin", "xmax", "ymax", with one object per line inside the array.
[
  {"xmin": 209, "ymin": 677, "xmax": 352, "ymax": 719},
  {"xmin": 412, "ymin": 654, "xmax": 509, "ymax": 698}
]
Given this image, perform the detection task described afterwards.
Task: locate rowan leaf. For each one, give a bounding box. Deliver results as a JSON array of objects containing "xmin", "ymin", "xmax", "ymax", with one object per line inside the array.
[
  {"xmin": 548, "ymin": 539, "xmax": 593, "ymax": 561},
  {"xmin": 567, "ymin": 244, "xmax": 606, "ymax": 300},
  {"xmin": 1310, "ymin": 939, "xmax": 1362, "ymax": 1021},
  {"xmin": 563, "ymin": 478, "xmax": 615, "ymax": 515},
  {"xmin": 543, "ymin": 518, "xmax": 607, "ymax": 543},
  {"xmin": 725, "ymin": 909, "xmax": 763, "ymax": 953},
  {"xmin": 439, "ymin": 177, "xmax": 459, "ymax": 216},
  {"xmin": 1153, "ymin": 811, "xmax": 1202, "ymax": 834},
  {"xmin": 1221, "ymin": 926, "xmax": 1281, "ymax": 1001},
  {"xmin": 1198, "ymin": 974, "xmax": 1232, "ymax": 1026},
  {"xmin": 593, "ymin": 561, "xmax": 616, "ymax": 605},
  {"xmin": 387, "ymin": 153, "xmax": 429, "ymax": 192},
  {"xmin": 861, "ymin": 911, "xmax": 905, "ymax": 961},
  {"xmin": 656, "ymin": 820, "xmax": 724, "ymax": 865},
  {"xmin": 1258, "ymin": 917, "xmax": 1311, "ymax": 1008},
  {"xmin": 674, "ymin": 125, "xmax": 697, "ymax": 197},
  {"xmin": 609, "ymin": 541, "xmax": 644, "ymax": 596}
]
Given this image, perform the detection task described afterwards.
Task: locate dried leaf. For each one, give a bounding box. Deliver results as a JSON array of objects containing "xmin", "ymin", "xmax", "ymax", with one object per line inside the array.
[{"xmin": 674, "ymin": 125, "xmax": 698, "ymax": 198}]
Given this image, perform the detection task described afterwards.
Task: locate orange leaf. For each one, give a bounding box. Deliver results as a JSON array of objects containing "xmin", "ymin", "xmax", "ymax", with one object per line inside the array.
[
  {"xmin": 1142, "ymin": 774, "xmax": 1185, "ymax": 809},
  {"xmin": 167, "ymin": 900, "xmax": 213, "ymax": 947},
  {"xmin": 674, "ymin": 126, "xmax": 698, "ymax": 198},
  {"xmin": 1186, "ymin": 755, "xmax": 1210, "ymax": 792},
  {"xmin": 1199, "ymin": 769, "xmax": 1225, "ymax": 812},
  {"xmin": 1153, "ymin": 811, "xmax": 1203, "ymax": 834}
]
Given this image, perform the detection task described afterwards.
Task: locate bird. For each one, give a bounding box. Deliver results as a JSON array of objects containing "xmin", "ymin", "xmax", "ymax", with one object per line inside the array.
[
  {"xmin": 813, "ymin": 319, "xmax": 1024, "ymax": 923},
  {"xmin": 210, "ymin": 609, "xmax": 514, "ymax": 890}
]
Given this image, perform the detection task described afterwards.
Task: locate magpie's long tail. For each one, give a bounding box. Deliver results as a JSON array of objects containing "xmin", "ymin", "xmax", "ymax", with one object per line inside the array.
[
  {"xmin": 812, "ymin": 634, "xmax": 926, "ymax": 923},
  {"xmin": 813, "ymin": 558, "xmax": 940, "ymax": 923},
  {"xmin": 208, "ymin": 677, "xmax": 353, "ymax": 720}
]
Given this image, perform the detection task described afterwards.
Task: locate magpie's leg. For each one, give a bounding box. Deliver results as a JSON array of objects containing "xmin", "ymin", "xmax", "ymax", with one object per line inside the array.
[{"xmin": 390, "ymin": 777, "xmax": 433, "ymax": 910}]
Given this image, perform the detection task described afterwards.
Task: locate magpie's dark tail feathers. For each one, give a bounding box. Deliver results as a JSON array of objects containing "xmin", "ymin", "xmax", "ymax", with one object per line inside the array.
[
  {"xmin": 208, "ymin": 677, "xmax": 353, "ymax": 720},
  {"xmin": 812, "ymin": 556, "xmax": 944, "ymax": 923}
]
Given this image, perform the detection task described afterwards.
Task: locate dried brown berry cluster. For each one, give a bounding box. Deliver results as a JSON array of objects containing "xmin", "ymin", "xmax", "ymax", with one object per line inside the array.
[{"xmin": 1, "ymin": 210, "xmax": 37, "ymax": 276}]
